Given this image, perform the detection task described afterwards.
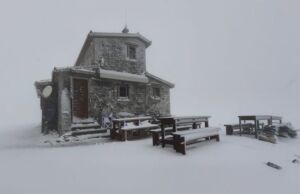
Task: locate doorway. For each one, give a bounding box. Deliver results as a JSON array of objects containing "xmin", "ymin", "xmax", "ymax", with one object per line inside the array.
[{"xmin": 72, "ymin": 78, "xmax": 88, "ymax": 119}]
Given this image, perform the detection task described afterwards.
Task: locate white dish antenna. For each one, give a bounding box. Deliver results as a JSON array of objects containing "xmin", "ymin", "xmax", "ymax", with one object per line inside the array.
[{"xmin": 42, "ymin": 85, "xmax": 53, "ymax": 98}]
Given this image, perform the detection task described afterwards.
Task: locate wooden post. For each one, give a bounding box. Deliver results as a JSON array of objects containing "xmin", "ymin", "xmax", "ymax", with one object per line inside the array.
[
  {"xmin": 205, "ymin": 121, "xmax": 209, "ymax": 127},
  {"xmin": 255, "ymin": 119, "xmax": 258, "ymax": 138},
  {"xmin": 111, "ymin": 121, "xmax": 116, "ymax": 139},
  {"xmin": 268, "ymin": 119, "xmax": 272, "ymax": 125},
  {"xmin": 161, "ymin": 122, "xmax": 165, "ymax": 148},
  {"xmin": 239, "ymin": 118, "xmax": 242, "ymax": 136},
  {"xmin": 122, "ymin": 130, "xmax": 127, "ymax": 141},
  {"xmin": 192, "ymin": 122, "xmax": 197, "ymax": 129},
  {"xmin": 173, "ymin": 120, "xmax": 177, "ymax": 132}
]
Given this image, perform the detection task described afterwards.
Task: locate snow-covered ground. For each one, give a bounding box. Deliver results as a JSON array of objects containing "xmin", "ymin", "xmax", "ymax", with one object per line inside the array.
[{"xmin": 0, "ymin": 124, "xmax": 299, "ymax": 194}]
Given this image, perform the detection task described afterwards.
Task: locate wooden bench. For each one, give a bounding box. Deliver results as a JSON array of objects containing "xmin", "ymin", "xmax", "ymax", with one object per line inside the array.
[
  {"xmin": 159, "ymin": 116, "xmax": 211, "ymax": 148},
  {"xmin": 150, "ymin": 125, "xmax": 191, "ymax": 146},
  {"xmin": 110, "ymin": 116, "xmax": 159, "ymax": 141},
  {"xmin": 224, "ymin": 123, "xmax": 254, "ymax": 135},
  {"xmin": 173, "ymin": 127, "xmax": 220, "ymax": 155}
]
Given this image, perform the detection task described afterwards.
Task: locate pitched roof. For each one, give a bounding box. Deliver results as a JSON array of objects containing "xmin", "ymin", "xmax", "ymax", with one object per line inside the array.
[
  {"xmin": 145, "ymin": 72, "xmax": 175, "ymax": 88},
  {"xmin": 75, "ymin": 31, "xmax": 152, "ymax": 66}
]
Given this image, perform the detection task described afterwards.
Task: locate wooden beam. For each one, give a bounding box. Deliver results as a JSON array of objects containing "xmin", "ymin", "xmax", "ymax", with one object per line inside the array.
[{"xmin": 239, "ymin": 118, "xmax": 242, "ymax": 136}]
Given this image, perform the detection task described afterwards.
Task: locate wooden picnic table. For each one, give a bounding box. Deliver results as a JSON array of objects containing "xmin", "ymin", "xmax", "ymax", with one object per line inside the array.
[
  {"xmin": 110, "ymin": 116, "xmax": 159, "ymax": 141},
  {"xmin": 159, "ymin": 116, "xmax": 211, "ymax": 147},
  {"xmin": 238, "ymin": 115, "xmax": 282, "ymax": 138},
  {"xmin": 224, "ymin": 123, "xmax": 254, "ymax": 135}
]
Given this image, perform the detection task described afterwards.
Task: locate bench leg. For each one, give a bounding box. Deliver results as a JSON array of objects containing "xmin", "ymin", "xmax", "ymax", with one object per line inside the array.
[
  {"xmin": 215, "ymin": 135, "xmax": 220, "ymax": 142},
  {"xmin": 152, "ymin": 133, "xmax": 160, "ymax": 146},
  {"xmin": 120, "ymin": 130, "xmax": 127, "ymax": 141},
  {"xmin": 110, "ymin": 130, "xmax": 114, "ymax": 139},
  {"xmin": 173, "ymin": 135, "xmax": 181, "ymax": 152},
  {"xmin": 175, "ymin": 139, "xmax": 186, "ymax": 155},
  {"xmin": 177, "ymin": 143, "xmax": 186, "ymax": 155},
  {"xmin": 124, "ymin": 131, "xmax": 128, "ymax": 141}
]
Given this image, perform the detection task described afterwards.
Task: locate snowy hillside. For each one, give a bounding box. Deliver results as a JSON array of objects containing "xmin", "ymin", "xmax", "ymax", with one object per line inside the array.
[{"xmin": 0, "ymin": 124, "xmax": 299, "ymax": 194}]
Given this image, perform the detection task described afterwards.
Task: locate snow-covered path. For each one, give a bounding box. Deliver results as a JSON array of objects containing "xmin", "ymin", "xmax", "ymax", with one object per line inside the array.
[{"xmin": 0, "ymin": 124, "xmax": 299, "ymax": 194}]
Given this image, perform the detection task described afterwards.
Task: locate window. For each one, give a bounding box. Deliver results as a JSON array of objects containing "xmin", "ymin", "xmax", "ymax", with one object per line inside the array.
[
  {"xmin": 152, "ymin": 87, "xmax": 160, "ymax": 98},
  {"xmin": 119, "ymin": 85, "xmax": 129, "ymax": 98},
  {"xmin": 127, "ymin": 45, "xmax": 136, "ymax": 60}
]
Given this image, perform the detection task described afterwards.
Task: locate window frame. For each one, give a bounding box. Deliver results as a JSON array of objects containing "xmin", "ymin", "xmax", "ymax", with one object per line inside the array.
[
  {"xmin": 127, "ymin": 44, "xmax": 137, "ymax": 60},
  {"xmin": 118, "ymin": 84, "xmax": 130, "ymax": 99},
  {"xmin": 152, "ymin": 87, "xmax": 161, "ymax": 99}
]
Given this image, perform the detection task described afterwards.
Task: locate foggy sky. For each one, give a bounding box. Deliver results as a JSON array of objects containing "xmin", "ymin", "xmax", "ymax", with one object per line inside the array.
[{"xmin": 0, "ymin": 0, "xmax": 299, "ymax": 128}]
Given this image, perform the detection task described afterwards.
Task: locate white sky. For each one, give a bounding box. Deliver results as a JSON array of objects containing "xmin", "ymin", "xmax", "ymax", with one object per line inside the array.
[{"xmin": 0, "ymin": 0, "xmax": 299, "ymax": 128}]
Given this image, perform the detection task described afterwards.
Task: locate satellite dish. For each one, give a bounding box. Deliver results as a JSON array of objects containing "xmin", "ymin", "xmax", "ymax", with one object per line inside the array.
[{"xmin": 42, "ymin": 85, "xmax": 53, "ymax": 98}]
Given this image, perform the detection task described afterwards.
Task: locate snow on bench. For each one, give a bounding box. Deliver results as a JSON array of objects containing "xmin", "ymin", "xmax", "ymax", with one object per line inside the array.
[
  {"xmin": 150, "ymin": 125, "xmax": 192, "ymax": 146},
  {"xmin": 111, "ymin": 117, "xmax": 159, "ymax": 141},
  {"xmin": 158, "ymin": 116, "xmax": 211, "ymax": 148},
  {"xmin": 173, "ymin": 127, "xmax": 219, "ymax": 136},
  {"xmin": 178, "ymin": 128, "xmax": 220, "ymax": 142},
  {"xmin": 121, "ymin": 121, "xmax": 158, "ymax": 131},
  {"xmin": 173, "ymin": 127, "xmax": 221, "ymax": 155},
  {"xmin": 150, "ymin": 125, "xmax": 192, "ymax": 132},
  {"xmin": 113, "ymin": 116, "xmax": 152, "ymax": 122}
]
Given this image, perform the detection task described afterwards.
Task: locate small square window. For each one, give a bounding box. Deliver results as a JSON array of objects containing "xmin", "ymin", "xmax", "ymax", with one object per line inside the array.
[
  {"xmin": 127, "ymin": 45, "xmax": 136, "ymax": 60},
  {"xmin": 153, "ymin": 87, "xmax": 160, "ymax": 98},
  {"xmin": 119, "ymin": 85, "xmax": 129, "ymax": 98}
]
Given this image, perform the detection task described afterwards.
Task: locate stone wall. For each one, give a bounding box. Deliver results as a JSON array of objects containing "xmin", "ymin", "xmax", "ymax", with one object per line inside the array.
[
  {"xmin": 146, "ymin": 77, "xmax": 171, "ymax": 116},
  {"xmin": 88, "ymin": 78, "xmax": 147, "ymax": 120},
  {"xmin": 51, "ymin": 72, "xmax": 171, "ymax": 133},
  {"xmin": 88, "ymin": 77, "xmax": 170, "ymax": 120},
  {"xmin": 76, "ymin": 37, "xmax": 146, "ymax": 75}
]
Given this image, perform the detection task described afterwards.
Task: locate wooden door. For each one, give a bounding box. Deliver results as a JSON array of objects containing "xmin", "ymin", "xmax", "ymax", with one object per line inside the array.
[{"xmin": 73, "ymin": 79, "xmax": 88, "ymax": 119}]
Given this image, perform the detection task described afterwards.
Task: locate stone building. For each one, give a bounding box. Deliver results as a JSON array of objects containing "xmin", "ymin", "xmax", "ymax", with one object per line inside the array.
[{"xmin": 35, "ymin": 27, "xmax": 174, "ymax": 134}]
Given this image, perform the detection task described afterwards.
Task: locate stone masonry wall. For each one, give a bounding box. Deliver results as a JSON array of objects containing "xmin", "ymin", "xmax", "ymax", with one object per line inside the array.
[
  {"xmin": 88, "ymin": 78, "xmax": 147, "ymax": 119},
  {"xmin": 88, "ymin": 77, "xmax": 171, "ymax": 120},
  {"xmin": 76, "ymin": 37, "xmax": 146, "ymax": 75},
  {"xmin": 146, "ymin": 77, "xmax": 171, "ymax": 116}
]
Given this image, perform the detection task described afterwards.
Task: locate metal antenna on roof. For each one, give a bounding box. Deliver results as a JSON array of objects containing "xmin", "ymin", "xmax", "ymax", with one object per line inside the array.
[{"xmin": 122, "ymin": 9, "xmax": 129, "ymax": 33}]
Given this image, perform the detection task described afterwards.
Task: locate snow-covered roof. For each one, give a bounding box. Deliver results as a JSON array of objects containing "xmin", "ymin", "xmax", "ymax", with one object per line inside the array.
[
  {"xmin": 35, "ymin": 79, "xmax": 52, "ymax": 85},
  {"xmin": 89, "ymin": 32, "xmax": 151, "ymax": 47},
  {"xmin": 53, "ymin": 67, "xmax": 96, "ymax": 75},
  {"xmin": 51, "ymin": 67, "xmax": 174, "ymax": 87},
  {"xmin": 71, "ymin": 68, "xmax": 95, "ymax": 75},
  {"xmin": 99, "ymin": 69, "xmax": 149, "ymax": 83},
  {"xmin": 145, "ymin": 72, "xmax": 175, "ymax": 88}
]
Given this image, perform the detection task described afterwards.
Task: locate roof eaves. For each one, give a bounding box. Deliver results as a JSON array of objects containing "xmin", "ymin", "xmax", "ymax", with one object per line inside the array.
[
  {"xmin": 90, "ymin": 32, "xmax": 152, "ymax": 47},
  {"xmin": 100, "ymin": 69, "xmax": 148, "ymax": 83},
  {"xmin": 74, "ymin": 33, "xmax": 93, "ymax": 66},
  {"xmin": 145, "ymin": 72, "xmax": 175, "ymax": 88}
]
